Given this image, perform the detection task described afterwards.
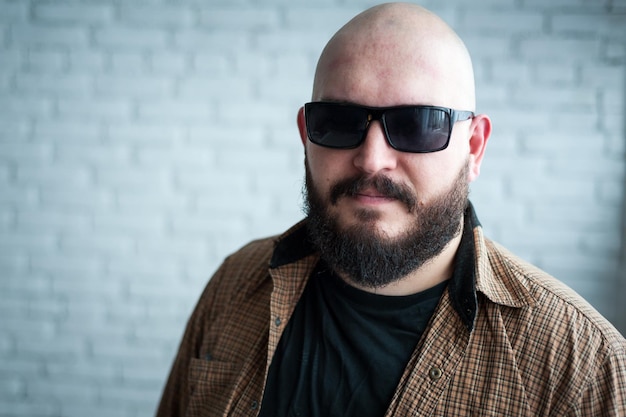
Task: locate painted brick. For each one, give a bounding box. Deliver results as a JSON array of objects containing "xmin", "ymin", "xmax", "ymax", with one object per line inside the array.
[
  {"xmin": 177, "ymin": 76, "xmax": 254, "ymax": 99},
  {"xmin": 187, "ymin": 125, "xmax": 265, "ymax": 148},
  {"xmin": 284, "ymin": 7, "xmax": 362, "ymax": 30},
  {"xmin": 30, "ymin": 253, "xmax": 102, "ymax": 278},
  {"xmin": 46, "ymin": 357, "xmax": 119, "ymax": 384},
  {"xmin": 40, "ymin": 187, "xmax": 114, "ymax": 210},
  {"xmin": 461, "ymin": 10, "xmax": 544, "ymax": 34},
  {"xmin": 1, "ymin": 273, "xmax": 51, "ymax": 297},
  {"xmin": 257, "ymin": 76, "xmax": 312, "ymax": 101},
  {"xmin": 531, "ymin": 62, "xmax": 577, "ymax": 85},
  {"xmin": 107, "ymin": 123, "xmax": 183, "ymax": 146},
  {"xmin": 119, "ymin": 5, "xmax": 194, "ymax": 27},
  {"xmin": 511, "ymin": 85, "xmax": 597, "ymax": 110},
  {"xmin": 461, "ymin": 35, "xmax": 513, "ymax": 59},
  {"xmin": 0, "ymin": 162, "xmax": 10, "ymax": 183},
  {"xmin": 150, "ymin": 51, "xmax": 189, "ymax": 74},
  {"xmin": 0, "ymin": 185, "xmax": 38, "ymax": 206},
  {"xmin": 11, "ymin": 24, "xmax": 89, "ymax": 47},
  {"xmin": 580, "ymin": 65, "xmax": 623, "ymax": 89},
  {"xmin": 174, "ymin": 30, "xmax": 249, "ymax": 51},
  {"xmin": 551, "ymin": 13, "xmax": 606, "ymax": 35},
  {"xmin": 91, "ymin": 211, "xmax": 167, "ymax": 236},
  {"xmin": 550, "ymin": 156, "xmax": 625, "ymax": 179},
  {"xmin": 521, "ymin": 0, "xmax": 602, "ymax": 8},
  {"xmin": 510, "ymin": 177, "xmax": 596, "ymax": 201},
  {"xmin": 59, "ymin": 404, "xmax": 134, "ymax": 417},
  {"xmin": 68, "ymin": 49, "xmax": 106, "ymax": 72},
  {"xmin": 138, "ymin": 144, "xmax": 213, "ymax": 168},
  {"xmin": 55, "ymin": 143, "xmax": 131, "ymax": 167},
  {"xmin": 170, "ymin": 213, "xmax": 247, "ymax": 236},
  {"xmin": 217, "ymin": 100, "xmax": 292, "ymax": 126},
  {"xmin": 199, "ymin": 8, "xmax": 280, "ymax": 30},
  {"xmin": 0, "ymin": 1, "xmax": 28, "ymax": 22},
  {"xmin": 0, "ymin": 401, "xmax": 58, "ymax": 417},
  {"xmin": 33, "ymin": 3, "xmax": 114, "ymax": 24},
  {"xmin": 0, "ymin": 233, "xmax": 57, "ymax": 254},
  {"xmin": 232, "ymin": 52, "xmax": 274, "ymax": 77},
  {"xmin": 583, "ymin": 228, "xmax": 624, "ymax": 255},
  {"xmin": 14, "ymin": 73, "xmax": 92, "ymax": 96},
  {"xmin": 519, "ymin": 37, "xmax": 600, "ymax": 62},
  {"xmin": 0, "ymin": 118, "xmax": 31, "ymax": 140},
  {"xmin": 34, "ymin": 120, "xmax": 101, "ymax": 142},
  {"xmin": 95, "ymin": 27, "xmax": 169, "ymax": 49},
  {"xmin": 95, "ymin": 75, "xmax": 173, "ymax": 98},
  {"xmin": 25, "ymin": 50, "xmax": 67, "ymax": 73},
  {"xmin": 604, "ymin": 39, "xmax": 625, "ymax": 62},
  {"xmin": 0, "ymin": 97, "xmax": 52, "ymax": 117},
  {"xmin": 0, "ymin": 377, "xmax": 25, "ymax": 398},
  {"xmin": 0, "ymin": 48, "xmax": 23, "ymax": 72},
  {"xmin": 98, "ymin": 384, "xmax": 161, "ymax": 409},
  {"xmin": 107, "ymin": 50, "xmax": 147, "ymax": 74},
  {"xmin": 95, "ymin": 166, "xmax": 172, "ymax": 191},
  {"xmin": 57, "ymin": 98, "xmax": 133, "ymax": 120},
  {"xmin": 521, "ymin": 131, "xmax": 605, "ymax": 156},
  {"xmin": 254, "ymin": 30, "xmax": 331, "ymax": 53},
  {"xmin": 115, "ymin": 189, "xmax": 189, "ymax": 211},
  {"xmin": 16, "ymin": 209, "xmax": 91, "ymax": 234},
  {"xmin": 16, "ymin": 163, "xmax": 91, "ymax": 187}
]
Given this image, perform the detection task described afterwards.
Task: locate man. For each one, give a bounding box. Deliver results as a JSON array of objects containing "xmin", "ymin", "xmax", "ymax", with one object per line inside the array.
[{"xmin": 156, "ymin": 3, "xmax": 626, "ymax": 416}]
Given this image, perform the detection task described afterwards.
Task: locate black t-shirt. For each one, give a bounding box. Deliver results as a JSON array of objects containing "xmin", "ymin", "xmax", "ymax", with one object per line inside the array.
[{"xmin": 259, "ymin": 262, "xmax": 448, "ymax": 417}]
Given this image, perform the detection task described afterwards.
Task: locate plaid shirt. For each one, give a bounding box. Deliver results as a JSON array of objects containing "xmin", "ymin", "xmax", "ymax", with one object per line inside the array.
[{"xmin": 156, "ymin": 205, "xmax": 626, "ymax": 416}]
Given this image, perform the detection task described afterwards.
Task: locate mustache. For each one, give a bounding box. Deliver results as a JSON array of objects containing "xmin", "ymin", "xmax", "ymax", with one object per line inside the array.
[{"xmin": 329, "ymin": 175, "xmax": 417, "ymax": 212}]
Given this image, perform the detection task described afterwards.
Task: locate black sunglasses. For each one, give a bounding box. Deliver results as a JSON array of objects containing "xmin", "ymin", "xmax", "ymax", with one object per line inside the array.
[{"xmin": 304, "ymin": 102, "xmax": 474, "ymax": 153}]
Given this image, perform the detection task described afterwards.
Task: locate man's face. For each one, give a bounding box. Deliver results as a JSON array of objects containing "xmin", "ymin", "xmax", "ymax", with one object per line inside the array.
[
  {"xmin": 303, "ymin": 56, "xmax": 473, "ymax": 240},
  {"xmin": 298, "ymin": 29, "xmax": 480, "ymax": 287}
]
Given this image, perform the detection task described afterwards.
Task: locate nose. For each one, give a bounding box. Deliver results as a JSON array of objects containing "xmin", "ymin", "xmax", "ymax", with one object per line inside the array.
[{"xmin": 352, "ymin": 121, "xmax": 398, "ymax": 175}]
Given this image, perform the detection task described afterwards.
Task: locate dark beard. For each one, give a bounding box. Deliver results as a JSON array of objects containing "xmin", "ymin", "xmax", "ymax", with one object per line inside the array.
[{"xmin": 304, "ymin": 161, "xmax": 469, "ymax": 289}]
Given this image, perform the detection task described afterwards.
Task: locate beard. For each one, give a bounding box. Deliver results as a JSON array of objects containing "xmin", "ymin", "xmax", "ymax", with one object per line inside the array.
[{"xmin": 304, "ymin": 160, "xmax": 469, "ymax": 289}]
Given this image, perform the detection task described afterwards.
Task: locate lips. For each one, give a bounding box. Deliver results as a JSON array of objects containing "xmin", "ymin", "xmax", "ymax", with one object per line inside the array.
[
  {"xmin": 355, "ymin": 188, "xmax": 394, "ymax": 200},
  {"xmin": 330, "ymin": 175, "xmax": 417, "ymax": 211}
]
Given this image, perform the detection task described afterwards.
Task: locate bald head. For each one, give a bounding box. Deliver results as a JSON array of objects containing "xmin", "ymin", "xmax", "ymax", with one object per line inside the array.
[{"xmin": 312, "ymin": 3, "xmax": 476, "ymax": 111}]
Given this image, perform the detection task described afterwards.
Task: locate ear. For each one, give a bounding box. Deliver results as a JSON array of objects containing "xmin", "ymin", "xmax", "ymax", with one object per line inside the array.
[
  {"xmin": 297, "ymin": 107, "xmax": 308, "ymax": 147},
  {"xmin": 467, "ymin": 114, "xmax": 492, "ymax": 183}
]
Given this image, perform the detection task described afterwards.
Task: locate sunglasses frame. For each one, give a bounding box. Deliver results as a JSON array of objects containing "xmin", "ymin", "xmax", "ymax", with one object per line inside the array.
[{"xmin": 304, "ymin": 101, "xmax": 475, "ymax": 153}]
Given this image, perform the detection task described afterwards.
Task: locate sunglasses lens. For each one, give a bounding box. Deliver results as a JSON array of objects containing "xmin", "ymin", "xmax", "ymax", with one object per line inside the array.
[
  {"xmin": 305, "ymin": 103, "xmax": 368, "ymax": 148},
  {"xmin": 384, "ymin": 107, "xmax": 451, "ymax": 152}
]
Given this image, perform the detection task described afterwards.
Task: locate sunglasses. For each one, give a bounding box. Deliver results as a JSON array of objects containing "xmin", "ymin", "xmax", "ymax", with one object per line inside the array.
[{"xmin": 304, "ymin": 102, "xmax": 474, "ymax": 153}]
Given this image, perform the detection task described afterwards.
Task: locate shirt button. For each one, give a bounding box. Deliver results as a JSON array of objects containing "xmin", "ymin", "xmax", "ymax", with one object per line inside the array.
[
  {"xmin": 429, "ymin": 367, "xmax": 443, "ymax": 381},
  {"xmin": 251, "ymin": 400, "xmax": 258, "ymax": 410},
  {"xmin": 274, "ymin": 317, "xmax": 282, "ymax": 326}
]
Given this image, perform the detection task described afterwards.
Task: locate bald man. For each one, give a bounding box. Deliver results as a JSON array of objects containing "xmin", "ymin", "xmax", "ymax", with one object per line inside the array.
[{"xmin": 156, "ymin": 4, "xmax": 626, "ymax": 416}]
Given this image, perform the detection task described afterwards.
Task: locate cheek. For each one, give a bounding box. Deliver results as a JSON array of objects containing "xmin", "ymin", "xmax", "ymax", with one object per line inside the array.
[
  {"xmin": 306, "ymin": 145, "xmax": 353, "ymax": 184},
  {"xmin": 403, "ymin": 154, "xmax": 464, "ymax": 200}
]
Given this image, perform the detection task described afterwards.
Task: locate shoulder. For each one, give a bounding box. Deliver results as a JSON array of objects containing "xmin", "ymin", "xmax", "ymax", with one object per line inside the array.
[
  {"xmin": 208, "ymin": 234, "xmax": 280, "ymax": 300},
  {"xmin": 483, "ymin": 238, "xmax": 624, "ymax": 346},
  {"xmin": 480, "ymin": 237, "xmax": 626, "ymax": 382}
]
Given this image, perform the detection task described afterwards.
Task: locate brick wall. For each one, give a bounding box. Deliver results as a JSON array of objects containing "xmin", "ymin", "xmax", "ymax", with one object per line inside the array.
[{"xmin": 0, "ymin": 0, "xmax": 624, "ymax": 416}]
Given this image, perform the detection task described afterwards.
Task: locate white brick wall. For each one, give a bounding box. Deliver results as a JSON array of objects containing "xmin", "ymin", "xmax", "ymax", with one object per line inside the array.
[{"xmin": 0, "ymin": 1, "xmax": 624, "ymax": 416}]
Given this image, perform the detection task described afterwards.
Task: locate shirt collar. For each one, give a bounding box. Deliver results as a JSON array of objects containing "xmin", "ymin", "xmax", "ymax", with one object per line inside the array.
[{"xmin": 270, "ymin": 201, "xmax": 535, "ymax": 332}]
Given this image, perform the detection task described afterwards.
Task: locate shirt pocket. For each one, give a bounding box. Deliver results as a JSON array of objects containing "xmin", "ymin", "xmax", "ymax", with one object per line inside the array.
[{"xmin": 187, "ymin": 357, "xmax": 239, "ymax": 414}]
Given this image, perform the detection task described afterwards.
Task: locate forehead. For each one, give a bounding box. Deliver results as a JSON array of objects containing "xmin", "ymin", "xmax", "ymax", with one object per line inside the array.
[
  {"xmin": 314, "ymin": 39, "xmax": 455, "ymax": 108},
  {"xmin": 312, "ymin": 22, "xmax": 474, "ymax": 110}
]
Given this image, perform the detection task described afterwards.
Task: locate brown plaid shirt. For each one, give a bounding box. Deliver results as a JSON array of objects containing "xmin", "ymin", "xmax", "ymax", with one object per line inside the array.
[{"xmin": 156, "ymin": 206, "xmax": 626, "ymax": 416}]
